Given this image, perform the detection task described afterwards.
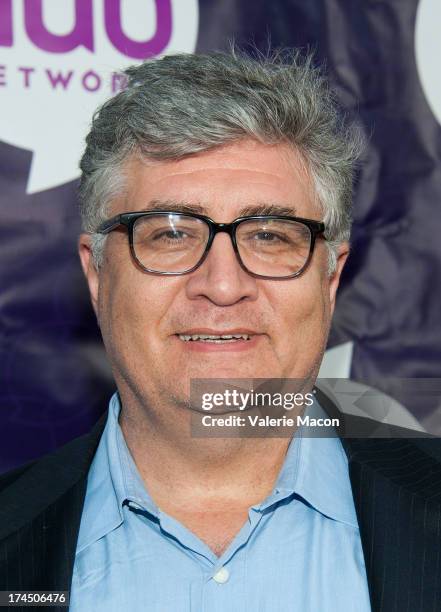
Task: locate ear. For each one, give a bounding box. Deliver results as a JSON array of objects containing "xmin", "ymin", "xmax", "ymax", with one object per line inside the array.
[
  {"xmin": 78, "ymin": 233, "xmax": 100, "ymax": 318},
  {"xmin": 328, "ymin": 241, "xmax": 350, "ymax": 316}
]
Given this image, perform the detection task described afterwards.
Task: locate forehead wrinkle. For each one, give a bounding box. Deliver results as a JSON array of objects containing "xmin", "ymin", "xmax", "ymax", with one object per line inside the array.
[{"xmin": 138, "ymin": 161, "xmax": 291, "ymax": 180}]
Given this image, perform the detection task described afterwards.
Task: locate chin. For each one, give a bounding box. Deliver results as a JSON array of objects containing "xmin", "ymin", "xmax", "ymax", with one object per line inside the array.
[{"xmin": 186, "ymin": 363, "xmax": 268, "ymax": 380}]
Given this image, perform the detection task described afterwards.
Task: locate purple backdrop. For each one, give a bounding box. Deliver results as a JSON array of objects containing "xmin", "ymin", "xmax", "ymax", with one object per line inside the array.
[{"xmin": 1, "ymin": 0, "xmax": 440, "ymax": 473}]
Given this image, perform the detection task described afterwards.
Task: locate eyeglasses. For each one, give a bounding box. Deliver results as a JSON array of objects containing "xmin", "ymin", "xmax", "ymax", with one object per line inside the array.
[{"xmin": 96, "ymin": 211, "xmax": 326, "ymax": 280}]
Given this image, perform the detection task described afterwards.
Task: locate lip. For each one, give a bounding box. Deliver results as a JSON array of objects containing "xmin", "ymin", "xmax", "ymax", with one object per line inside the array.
[
  {"xmin": 176, "ymin": 328, "xmax": 259, "ymax": 336},
  {"xmin": 174, "ymin": 328, "xmax": 264, "ymax": 352}
]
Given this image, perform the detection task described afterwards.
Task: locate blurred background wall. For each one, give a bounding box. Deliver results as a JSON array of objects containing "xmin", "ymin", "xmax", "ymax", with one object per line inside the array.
[{"xmin": 1, "ymin": 0, "xmax": 440, "ymax": 472}]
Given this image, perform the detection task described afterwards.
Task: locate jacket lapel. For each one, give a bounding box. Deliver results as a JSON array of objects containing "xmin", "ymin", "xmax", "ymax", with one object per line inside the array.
[
  {"xmin": 315, "ymin": 386, "xmax": 441, "ymax": 611},
  {"xmin": 343, "ymin": 435, "xmax": 441, "ymax": 612},
  {"xmin": 0, "ymin": 412, "xmax": 108, "ymax": 603}
]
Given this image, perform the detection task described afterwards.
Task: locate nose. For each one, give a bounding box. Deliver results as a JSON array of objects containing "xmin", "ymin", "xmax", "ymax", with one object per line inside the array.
[{"xmin": 185, "ymin": 232, "xmax": 259, "ymax": 306}]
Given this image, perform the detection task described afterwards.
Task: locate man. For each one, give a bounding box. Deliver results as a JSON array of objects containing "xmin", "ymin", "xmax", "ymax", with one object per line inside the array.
[{"xmin": 1, "ymin": 50, "xmax": 441, "ymax": 612}]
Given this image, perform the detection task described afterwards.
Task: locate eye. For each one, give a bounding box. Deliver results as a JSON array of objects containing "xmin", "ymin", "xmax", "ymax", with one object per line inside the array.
[
  {"xmin": 154, "ymin": 229, "xmax": 187, "ymax": 241},
  {"xmin": 246, "ymin": 230, "xmax": 291, "ymax": 245},
  {"xmin": 253, "ymin": 231, "xmax": 284, "ymax": 242}
]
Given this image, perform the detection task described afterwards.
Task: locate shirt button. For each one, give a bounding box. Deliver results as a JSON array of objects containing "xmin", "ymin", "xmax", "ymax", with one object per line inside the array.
[{"xmin": 213, "ymin": 567, "xmax": 230, "ymax": 584}]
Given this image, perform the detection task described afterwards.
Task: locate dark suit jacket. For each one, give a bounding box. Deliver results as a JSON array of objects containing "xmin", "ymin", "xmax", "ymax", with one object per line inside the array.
[{"xmin": 1, "ymin": 390, "xmax": 441, "ymax": 612}]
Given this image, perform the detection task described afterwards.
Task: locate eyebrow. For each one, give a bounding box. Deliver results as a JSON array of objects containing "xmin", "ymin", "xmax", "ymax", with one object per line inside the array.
[{"xmin": 143, "ymin": 199, "xmax": 298, "ymax": 217}]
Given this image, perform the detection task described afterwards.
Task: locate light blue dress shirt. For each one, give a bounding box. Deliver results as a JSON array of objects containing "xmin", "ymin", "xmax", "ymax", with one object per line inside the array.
[{"xmin": 70, "ymin": 393, "xmax": 371, "ymax": 611}]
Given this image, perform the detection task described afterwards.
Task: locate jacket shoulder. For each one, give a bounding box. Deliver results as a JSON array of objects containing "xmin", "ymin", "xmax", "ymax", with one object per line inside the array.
[
  {"xmin": 0, "ymin": 458, "xmax": 38, "ymax": 493},
  {"xmin": 0, "ymin": 411, "xmax": 108, "ymax": 542}
]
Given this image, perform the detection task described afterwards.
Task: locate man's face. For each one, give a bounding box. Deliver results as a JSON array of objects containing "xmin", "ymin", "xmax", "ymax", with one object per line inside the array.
[{"xmin": 79, "ymin": 139, "xmax": 348, "ymax": 411}]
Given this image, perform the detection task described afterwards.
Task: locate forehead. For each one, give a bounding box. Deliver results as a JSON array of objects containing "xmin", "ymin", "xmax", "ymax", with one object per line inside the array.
[{"xmin": 115, "ymin": 139, "xmax": 319, "ymax": 220}]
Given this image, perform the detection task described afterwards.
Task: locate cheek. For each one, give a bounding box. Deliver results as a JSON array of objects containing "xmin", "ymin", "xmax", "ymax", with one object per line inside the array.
[
  {"xmin": 276, "ymin": 275, "xmax": 331, "ymax": 349},
  {"xmin": 98, "ymin": 262, "xmax": 182, "ymax": 366},
  {"xmin": 98, "ymin": 267, "xmax": 151, "ymax": 365},
  {"xmin": 97, "ymin": 272, "xmax": 133, "ymax": 368}
]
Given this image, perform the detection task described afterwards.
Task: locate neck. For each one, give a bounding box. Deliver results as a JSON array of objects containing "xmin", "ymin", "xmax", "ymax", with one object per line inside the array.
[{"xmin": 118, "ymin": 390, "xmax": 292, "ymax": 510}]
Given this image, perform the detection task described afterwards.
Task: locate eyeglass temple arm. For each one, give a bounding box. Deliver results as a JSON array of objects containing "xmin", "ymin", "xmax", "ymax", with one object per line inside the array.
[
  {"xmin": 96, "ymin": 215, "xmax": 123, "ymax": 234},
  {"xmin": 312, "ymin": 222, "xmax": 326, "ymax": 238}
]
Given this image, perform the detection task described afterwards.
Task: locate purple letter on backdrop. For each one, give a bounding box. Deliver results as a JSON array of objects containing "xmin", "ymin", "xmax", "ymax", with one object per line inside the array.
[
  {"xmin": 24, "ymin": 0, "xmax": 93, "ymax": 53},
  {"xmin": 104, "ymin": 0, "xmax": 172, "ymax": 59},
  {"xmin": 0, "ymin": 0, "xmax": 13, "ymax": 47}
]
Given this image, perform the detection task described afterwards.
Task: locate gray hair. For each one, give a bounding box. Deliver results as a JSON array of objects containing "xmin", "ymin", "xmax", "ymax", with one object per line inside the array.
[{"xmin": 79, "ymin": 49, "xmax": 362, "ymax": 273}]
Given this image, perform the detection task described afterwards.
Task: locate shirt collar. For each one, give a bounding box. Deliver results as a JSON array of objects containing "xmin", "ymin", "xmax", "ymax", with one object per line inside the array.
[
  {"xmin": 76, "ymin": 392, "xmax": 158, "ymax": 554},
  {"xmin": 112, "ymin": 398, "xmax": 159, "ymax": 516},
  {"xmin": 257, "ymin": 398, "xmax": 359, "ymax": 528}
]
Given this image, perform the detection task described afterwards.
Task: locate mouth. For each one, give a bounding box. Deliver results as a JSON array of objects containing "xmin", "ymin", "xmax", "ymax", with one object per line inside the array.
[
  {"xmin": 174, "ymin": 329, "xmax": 260, "ymax": 351},
  {"xmin": 178, "ymin": 333, "xmax": 252, "ymax": 344}
]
